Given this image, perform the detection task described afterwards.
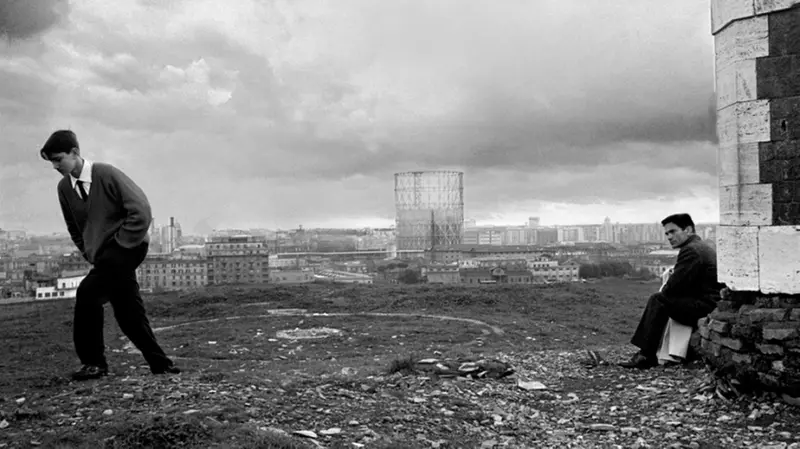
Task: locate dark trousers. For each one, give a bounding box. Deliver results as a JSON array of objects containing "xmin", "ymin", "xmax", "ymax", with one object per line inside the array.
[
  {"xmin": 631, "ymin": 292, "xmax": 716, "ymax": 357},
  {"xmin": 74, "ymin": 240, "xmax": 173, "ymax": 371}
]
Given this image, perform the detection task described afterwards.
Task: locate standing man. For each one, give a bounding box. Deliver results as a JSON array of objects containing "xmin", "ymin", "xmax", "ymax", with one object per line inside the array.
[
  {"xmin": 40, "ymin": 130, "xmax": 179, "ymax": 380},
  {"xmin": 619, "ymin": 213, "xmax": 720, "ymax": 369}
]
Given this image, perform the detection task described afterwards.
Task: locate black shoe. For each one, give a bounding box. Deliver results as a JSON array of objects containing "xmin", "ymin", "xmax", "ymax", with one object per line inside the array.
[
  {"xmin": 618, "ymin": 352, "xmax": 658, "ymax": 370},
  {"xmin": 71, "ymin": 364, "xmax": 108, "ymax": 381},
  {"xmin": 151, "ymin": 365, "xmax": 181, "ymax": 375}
]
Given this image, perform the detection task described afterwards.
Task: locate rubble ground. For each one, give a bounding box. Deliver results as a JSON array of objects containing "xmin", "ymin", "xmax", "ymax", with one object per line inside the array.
[{"xmin": 1, "ymin": 280, "xmax": 799, "ymax": 448}]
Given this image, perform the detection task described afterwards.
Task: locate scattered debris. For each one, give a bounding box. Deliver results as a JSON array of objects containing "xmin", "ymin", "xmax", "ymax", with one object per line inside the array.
[
  {"xmin": 518, "ymin": 380, "xmax": 548, "ymax": 391},
  {"xmin": 276, "ymin": 328, "xmax": 343, "ymax": 340},
  {"xmin": 293, "ymin": 430, "xmax": 319, "ymax": 439}
]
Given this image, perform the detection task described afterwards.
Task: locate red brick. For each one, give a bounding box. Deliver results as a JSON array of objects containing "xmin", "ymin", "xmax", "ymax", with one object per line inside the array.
[
  {"xmin": 773, "ymin": 181, "xmax": 795, "ymax": 201},
  {"xmin": 762, "ymin": 161, "xmax": 792, "ymax": 183},
  {"xmin": 757, "ymin": 56, "xmax": 800, "ymax": 97},
  {"xmin": 775, "ymin": 140, "xmax": 800, "ymax": 161},
  {"xmin": 769, "ymin": 6, "xmax": 800, "ymax": 56},
  {"xmin": 757, "ymin": 55, "xmax": 794, "ymax": 79},
  {"xmin": 770, "ymin": 97, "xmax": 800, "ymax": 142}
]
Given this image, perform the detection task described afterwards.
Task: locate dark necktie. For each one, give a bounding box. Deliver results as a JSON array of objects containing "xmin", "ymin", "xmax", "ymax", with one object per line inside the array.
[{"xmin": 76, "ymin": 181, "xmax": 88, "ymax": 202}]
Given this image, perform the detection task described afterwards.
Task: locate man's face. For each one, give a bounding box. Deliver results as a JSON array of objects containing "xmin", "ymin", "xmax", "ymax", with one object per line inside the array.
[
  {"xmin": 46, "ymin": 149, "xmax": 81, "ymax": 177},
  {"xmin": 663, "ymin": 222, "xmax": 692, "ymax": 248}
]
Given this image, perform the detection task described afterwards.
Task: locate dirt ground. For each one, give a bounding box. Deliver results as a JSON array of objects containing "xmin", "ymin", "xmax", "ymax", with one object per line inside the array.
[{"xmin": 0, "ymin": 279, "xmax": 798, "ymax": 448}]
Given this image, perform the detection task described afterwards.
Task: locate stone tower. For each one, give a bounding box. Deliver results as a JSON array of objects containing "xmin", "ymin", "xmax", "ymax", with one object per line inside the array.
[{"xmin": 699, "ymin": 1, "xmax": 800, "ymax": 394}]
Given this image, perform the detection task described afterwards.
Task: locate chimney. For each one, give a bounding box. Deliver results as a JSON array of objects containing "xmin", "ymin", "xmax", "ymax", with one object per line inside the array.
[{"xmin": 169, "ymin": 217, "xmax": 175, "ymax": 253}]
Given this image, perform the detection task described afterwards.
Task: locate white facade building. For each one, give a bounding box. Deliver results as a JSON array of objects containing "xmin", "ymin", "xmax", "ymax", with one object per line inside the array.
[{"xmin": 36, "ymin": 275, "xmax": 85, "ymax": 300}]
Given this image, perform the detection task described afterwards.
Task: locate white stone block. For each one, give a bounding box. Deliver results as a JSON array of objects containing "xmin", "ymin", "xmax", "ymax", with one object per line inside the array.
[
  {"xmin": 716, "ymin": 59, "xmax": 758, "ymax": 110},
  {"xmin": 712, "ymin": 0, "xmax": 756, "ymax": 34},
  {"xmin": 720, "ymin": 184, "xmax": 773, "ymax": 225},
  {"xmin": 718, "ymin": 142, "xmax": 760, "ymax": 186},
  {"xmin": 716, "ymin": 100, "xmax": 771, "ymax": 146},
  {"xmin": 759, "ymin": 226, "xmax": 800, "ymax": 294},
  {"xmin": 714, "ymin": 15, "xmax": 769, "ymax": 71},
  {"xmin": 717, "ymin": 225, "xmax": 760, "ymax": 291},
  {"xmin": 754, "ymin": 0, "xmax": 800, "ymax": 15}
]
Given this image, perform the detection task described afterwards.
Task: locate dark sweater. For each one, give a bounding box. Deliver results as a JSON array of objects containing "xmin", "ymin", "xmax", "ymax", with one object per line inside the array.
[
  {"xmin": 57, "ymin": 162, "xmax": 152, "ymax": 265},
  {"xmin": 661, "ymin": 235, "xmax": 721, "ymax": 302}
]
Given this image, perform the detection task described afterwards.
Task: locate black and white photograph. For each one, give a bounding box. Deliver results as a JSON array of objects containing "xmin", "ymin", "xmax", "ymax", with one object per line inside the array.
[{"xmin": 1, "ymin": 0, "xmax": 799, "ymax": 447}]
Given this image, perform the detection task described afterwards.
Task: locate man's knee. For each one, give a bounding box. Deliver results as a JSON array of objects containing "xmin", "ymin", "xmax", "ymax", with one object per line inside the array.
[
  {"xmin": 648, "ymin": 292, "xmax": 666, "ymax": 305},
  {"xmin": 76, "ymin": 272, "xmax": 102, "ymax": 302}
]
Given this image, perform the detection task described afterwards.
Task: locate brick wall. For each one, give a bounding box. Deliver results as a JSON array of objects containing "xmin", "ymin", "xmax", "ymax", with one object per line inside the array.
[{"xmin": 708, "ymin": 1, "xmax": 800, "ymax": 393}]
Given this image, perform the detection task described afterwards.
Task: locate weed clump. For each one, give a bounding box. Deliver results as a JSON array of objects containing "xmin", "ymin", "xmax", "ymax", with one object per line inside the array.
[{"xmin": 386, "ymin": 355, "xmax": 416, "ymax": 375}]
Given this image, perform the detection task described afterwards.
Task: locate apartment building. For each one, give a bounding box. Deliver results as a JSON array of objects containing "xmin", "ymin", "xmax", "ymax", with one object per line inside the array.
[
  {"xmin": 206, "ymin": 235, "xmax": 269, "ymax": 285},
  {"xmin": 136, "ymin": 255, "xmax": 208, "ymax": 292}
]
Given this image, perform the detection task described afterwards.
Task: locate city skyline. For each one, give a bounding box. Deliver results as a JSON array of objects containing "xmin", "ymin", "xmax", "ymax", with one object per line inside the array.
[
  {"xmin": 1, "ymin": 0, "xmax": 717, "ymax": 234},
  {"xmin": 3, "ymin": 215, "xmax": 720, "ymax": 238}
]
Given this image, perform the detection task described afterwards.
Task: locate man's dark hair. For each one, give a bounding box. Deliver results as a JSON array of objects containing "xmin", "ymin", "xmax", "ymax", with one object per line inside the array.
[
  {"xmin": 661, "ymin": 213, "xmax": 695, "ymax": 233},
  {"xmin": 40, "ymin": 130, "xmax": 79, "ymax": 160}
]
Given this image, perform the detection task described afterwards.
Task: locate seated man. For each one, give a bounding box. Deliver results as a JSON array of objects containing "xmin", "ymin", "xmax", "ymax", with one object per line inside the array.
[{"xmin": 620, "ymin": 213, "xmax": 720, "ymax": 369}]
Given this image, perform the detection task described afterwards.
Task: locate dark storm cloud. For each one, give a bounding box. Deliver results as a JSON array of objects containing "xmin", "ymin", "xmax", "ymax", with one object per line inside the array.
[
  {"xmin": 0, "ymin": 0, "xmax": 69, "ymax": 41},
  {"xmin": 0, "ymin": 0, "xmax": 725, "ymax": 231},
  {"xmin": 50, "ymin": 0, "xmax": 719, "ymax": 181},
  {"xmin": 0, "ymin": 0, "xmax": 67, "ymax": 167}
]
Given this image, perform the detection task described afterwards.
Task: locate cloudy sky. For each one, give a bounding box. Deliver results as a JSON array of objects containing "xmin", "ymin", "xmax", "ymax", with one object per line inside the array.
[{"xmin": 0, "ymin": 0, "xmax": 718, "ymax": 234}]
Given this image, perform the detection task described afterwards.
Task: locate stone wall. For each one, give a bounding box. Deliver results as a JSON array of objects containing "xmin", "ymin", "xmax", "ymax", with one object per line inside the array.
[
  {"xmin": 707, "ymin": 1, "xmax": 800, "ymax": 394},
  {"xmin": 696, "ymin": 291, "xmax": 800, "ymax": 396}
]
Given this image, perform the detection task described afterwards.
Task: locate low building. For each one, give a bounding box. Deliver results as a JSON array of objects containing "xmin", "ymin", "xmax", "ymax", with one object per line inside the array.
[
  {"xmin": 460, "ymin": 267, "xmax": 534, "ymax": 284},
  {"xmin": 526, "ymin": 256, "xmax": 558, "ymax": 270},
  {"xmin": 35, "ymin": 274, "xmax": 85, "ymax": 300},
  {"xmin": 426, "ymin": 264, "xmax": 460, "ymax": 284},
  {"xmin": 459, "ymin": 257, "xmax": 529, "ymax": 270}
]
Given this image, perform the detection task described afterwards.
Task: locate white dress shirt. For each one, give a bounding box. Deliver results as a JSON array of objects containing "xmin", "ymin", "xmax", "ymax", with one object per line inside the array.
[{"xmin": 69, "ymin": 159, "xmax": 93, "ymax": 199}]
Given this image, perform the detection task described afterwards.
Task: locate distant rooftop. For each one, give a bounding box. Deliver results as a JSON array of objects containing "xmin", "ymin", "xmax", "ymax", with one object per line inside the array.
[
  {"xmin": 432, "ymin": 245, "xmax": 545, "ymax": 252},
  {"xmin": 648, "ymin": 249, "xmax": 679, "ymax": 256}
]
